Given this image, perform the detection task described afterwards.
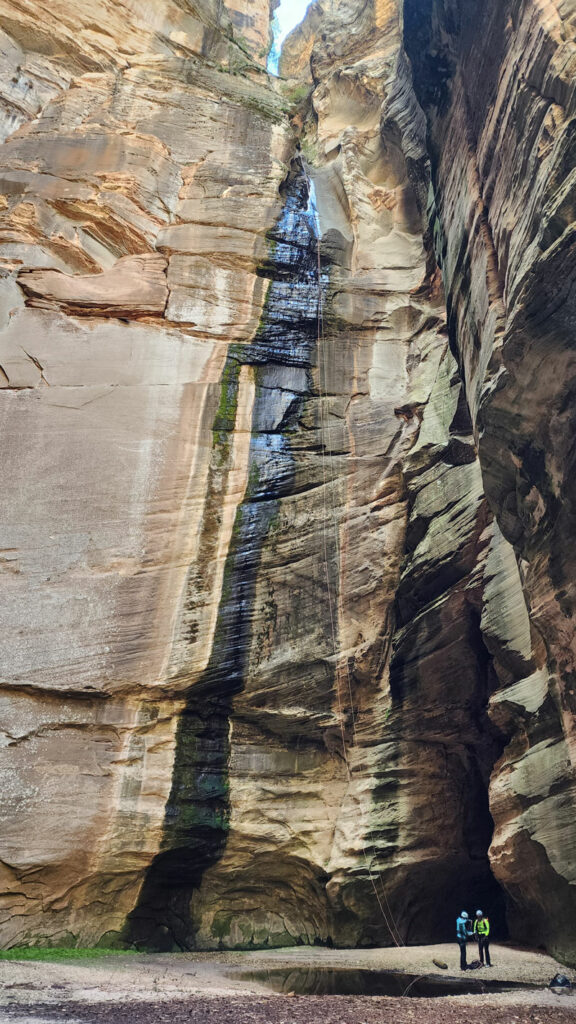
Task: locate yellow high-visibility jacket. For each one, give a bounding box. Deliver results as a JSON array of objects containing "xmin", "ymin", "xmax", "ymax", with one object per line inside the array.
[{"xmin": 474, "ymin": 917, "xmax": 490, "ymax": 936}]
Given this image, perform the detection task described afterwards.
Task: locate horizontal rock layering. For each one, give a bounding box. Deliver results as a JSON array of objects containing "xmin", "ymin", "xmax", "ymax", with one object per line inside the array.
[{"xmin": 0, "ymin": 0, "xmax": 575, "ymax": 964}]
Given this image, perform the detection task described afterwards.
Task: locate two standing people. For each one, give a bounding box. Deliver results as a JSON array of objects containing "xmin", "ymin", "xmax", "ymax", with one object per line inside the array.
[{"xmin": 456, "ymin": 910, "xmax": 491, "ymax": 970}]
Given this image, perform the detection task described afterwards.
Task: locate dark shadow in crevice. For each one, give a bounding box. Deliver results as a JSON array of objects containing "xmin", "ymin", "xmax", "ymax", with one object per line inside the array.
[{"xmin": 124, "ymin": 161, "xmax": 325, "ymax": 951}]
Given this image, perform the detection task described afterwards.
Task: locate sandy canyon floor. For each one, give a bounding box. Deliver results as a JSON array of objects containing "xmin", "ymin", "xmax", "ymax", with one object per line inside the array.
[{"xmin": 1, "ymin": 944, "xmax": 576, "ymax": 1024}]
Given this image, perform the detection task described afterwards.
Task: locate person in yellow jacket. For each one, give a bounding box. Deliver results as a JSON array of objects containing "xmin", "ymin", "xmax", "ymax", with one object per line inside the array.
[{"xmin": 474, "ymin": 910, "xmax": 491, "ymax": 966}]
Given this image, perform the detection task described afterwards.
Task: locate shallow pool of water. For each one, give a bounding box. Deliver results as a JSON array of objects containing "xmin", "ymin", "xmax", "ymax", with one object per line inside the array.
[{"xmin": 234, "ymin": 966, "xmax": 538, "ymax": 998}]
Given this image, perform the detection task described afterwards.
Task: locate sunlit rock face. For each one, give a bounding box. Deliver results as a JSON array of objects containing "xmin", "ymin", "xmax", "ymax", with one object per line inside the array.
[
  {"xmin": 0, "ymin": 0, "xmax": 575, "ymax": 964},
  {"xmin": 0, "ymin": 0, "xmax": 289, "ymax": 948},
  {"xmin": 403, "ymin": 0, "xmax": 576, "ymax": 964}
]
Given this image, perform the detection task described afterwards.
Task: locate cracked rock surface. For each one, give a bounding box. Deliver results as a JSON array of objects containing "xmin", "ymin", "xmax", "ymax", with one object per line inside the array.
[{"xmin": 0, "ymin": 0, "xmax": 575, "ymax": 967}]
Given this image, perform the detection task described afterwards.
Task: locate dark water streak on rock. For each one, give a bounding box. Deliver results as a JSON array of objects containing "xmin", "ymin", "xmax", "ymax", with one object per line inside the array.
[{"xmin": 124, "ymin": 161, "xmax": 329, "ymax": 951}]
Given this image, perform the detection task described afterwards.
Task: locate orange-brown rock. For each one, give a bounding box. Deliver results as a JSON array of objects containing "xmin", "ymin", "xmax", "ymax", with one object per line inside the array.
[
  {"xmin": 0, "ymin": 0, "xmax": 575, "ymax": 969},
  {"xmin": 0, "ymin": 0, "xmax": 290, "ymax": 951},
  {"xmin": 17, "ymin": 253, "xmax": 168, "ymax": 316},
  {"xmin": 279, "ymin": 1, "xmax": 323, "ymax": 81}
]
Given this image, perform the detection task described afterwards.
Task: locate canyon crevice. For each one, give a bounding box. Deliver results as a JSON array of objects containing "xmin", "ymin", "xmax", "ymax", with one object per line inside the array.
[{"xmin": 0, "ymin": 0, "xmax": 575, "ymax": 965}]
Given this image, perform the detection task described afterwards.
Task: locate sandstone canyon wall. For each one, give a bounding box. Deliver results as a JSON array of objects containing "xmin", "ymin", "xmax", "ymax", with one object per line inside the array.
[
  {"xmin": 0, "ymin": 0, "xmax": 575, "ymax": 964},
  {"xmin": 402, "ymin": 0, "xmax": 576, "ymax": 961}
]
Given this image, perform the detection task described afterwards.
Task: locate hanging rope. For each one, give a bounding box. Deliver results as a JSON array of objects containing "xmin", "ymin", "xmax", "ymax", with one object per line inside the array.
[{"xmin": 310, "ymin": 171, "xmax": 405, "ymax": 948}]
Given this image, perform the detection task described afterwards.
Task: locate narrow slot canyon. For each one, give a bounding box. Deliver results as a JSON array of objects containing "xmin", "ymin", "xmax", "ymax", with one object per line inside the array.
[{"xmin": 0, "ymin": 0, "xmax": 575, "ymax": 980}]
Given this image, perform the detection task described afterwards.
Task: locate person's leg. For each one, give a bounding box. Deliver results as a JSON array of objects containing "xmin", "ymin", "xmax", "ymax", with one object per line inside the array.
[
  {"xmin": 459, "ymin": 940, "xmax": 467, "ymax": 970},
  {"xmin": 484, "ymin": 937, "xmax": 491, "ymax": 966},
  {"xmin": 478, "ymin": 935, "xmax": 484, "ymax": 963}
]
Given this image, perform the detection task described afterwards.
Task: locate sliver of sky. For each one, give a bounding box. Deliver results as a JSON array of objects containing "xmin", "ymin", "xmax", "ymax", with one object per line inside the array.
[{"xmin": 267, "ymin": 0, "xmax": 313, "ymax": 75}]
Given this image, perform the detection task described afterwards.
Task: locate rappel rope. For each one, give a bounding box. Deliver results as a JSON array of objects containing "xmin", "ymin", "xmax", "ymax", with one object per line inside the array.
[{"xmin": 310, "ymin": 174, "xmax": 405, "ymax": 948}]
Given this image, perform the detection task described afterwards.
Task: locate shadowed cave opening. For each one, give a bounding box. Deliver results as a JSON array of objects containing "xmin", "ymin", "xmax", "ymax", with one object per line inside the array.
[{"xmin": 124, "ymin": 694, "xmax": 233, "ymax": 951}]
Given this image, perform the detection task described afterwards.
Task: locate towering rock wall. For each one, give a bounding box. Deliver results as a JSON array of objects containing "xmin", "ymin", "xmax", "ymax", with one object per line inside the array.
[
  {"xmin": 0, "ymin": 0, "xmax": 575, "ymax": 964},
  {"xmin": 403, "ymin": 0, "xmax": 576, "ymax": 963},
  {"xmin": 0, "ymin": 0, "xmax": 290, "ymax": 948},
  {"xmin": 269, "ymin": 0, "xmax": 509, "ymax": 947}
]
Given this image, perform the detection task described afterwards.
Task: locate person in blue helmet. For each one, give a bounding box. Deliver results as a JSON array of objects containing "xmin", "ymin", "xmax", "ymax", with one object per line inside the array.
[{"xmin": 456, "ymin": 910, "xmax": 469, "ymax": 970}]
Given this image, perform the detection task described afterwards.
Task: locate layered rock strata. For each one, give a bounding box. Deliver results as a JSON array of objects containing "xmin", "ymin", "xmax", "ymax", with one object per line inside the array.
[
  {"xmin": 0, "ymin": 0, "xmax": 291, "ymax": 948},
  {"xmin": 403, "ymin": 0, "xmax": 576, "ymax": 963},
  {"xmin": 277, "ymin": 0, "xmax": 510, "ymax": 948},
  {"xmin": 137, "ymin": 0, "xmax": 513, "ymax": 950},
  {"xmin": 0, "ymin": 0, "xmax": 575, "ymax": 965}
]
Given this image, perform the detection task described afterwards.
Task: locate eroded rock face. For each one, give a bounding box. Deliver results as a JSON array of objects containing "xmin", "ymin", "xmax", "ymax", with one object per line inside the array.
[
  {"xmin": 17, "ymin": 253, "xmax": 169, "ymax": 316},
  {"xmin": 0, "ymin": 0, "xmax": 575, "ymax": 964},
  {"xmin": 403, "ymin": 0, "xmax": 576, "ymax": 963},
  {"xmin": 0, "ymin": 0, "xmax": 290, "ymax": 948}
]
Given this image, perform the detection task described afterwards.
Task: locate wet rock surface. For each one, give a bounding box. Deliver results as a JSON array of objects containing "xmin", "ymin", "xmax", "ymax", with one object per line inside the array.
[
  {"xmin": 0, "ymin": 0, "xmax": 575, "ymax": 967},
  {"xmin": 0, "ymin": 0, "xmax": 290, "ymax": 950},
  {"xmin": 125, "ymin": 163, "xmax": 328, "ymax": 951}
]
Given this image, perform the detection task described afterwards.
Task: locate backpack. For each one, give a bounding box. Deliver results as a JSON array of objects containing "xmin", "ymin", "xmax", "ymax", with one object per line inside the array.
[{"xmin": 550, "ymin": 974, "xmax": 572, "ymax": 989}]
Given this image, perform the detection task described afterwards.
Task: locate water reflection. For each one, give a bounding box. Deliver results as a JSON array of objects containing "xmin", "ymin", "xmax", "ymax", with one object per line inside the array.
[{"xmin": 234, "ymin": 967, "xmax": 537, "ymax": 998}]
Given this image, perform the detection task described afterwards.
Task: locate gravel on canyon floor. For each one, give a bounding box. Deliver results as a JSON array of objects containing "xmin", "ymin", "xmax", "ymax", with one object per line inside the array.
[
  {"xmin": 1, "ymin": 944, "xmax": 575, "ymax": 1024},
  {"xmin": 3, "ymin": 995, "xmax": 576, "ymax": 1024}
]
